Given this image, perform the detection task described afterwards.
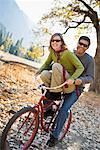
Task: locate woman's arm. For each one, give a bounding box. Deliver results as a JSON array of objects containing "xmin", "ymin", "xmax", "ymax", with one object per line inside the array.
[{"xmin": 68, "ymin": 52, "xmax": 84, "ymax": 80}]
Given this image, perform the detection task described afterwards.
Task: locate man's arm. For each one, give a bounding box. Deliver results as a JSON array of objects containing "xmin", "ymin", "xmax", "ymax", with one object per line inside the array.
[{"xmin": 75, "ymin": 58, "xmax": 95, "ymax": 85}]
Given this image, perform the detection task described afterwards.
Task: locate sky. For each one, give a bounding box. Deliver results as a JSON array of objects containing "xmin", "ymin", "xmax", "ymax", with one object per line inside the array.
[{"xmin": 15, "ymin": 0, "xmax": 53, "ymax": 23}]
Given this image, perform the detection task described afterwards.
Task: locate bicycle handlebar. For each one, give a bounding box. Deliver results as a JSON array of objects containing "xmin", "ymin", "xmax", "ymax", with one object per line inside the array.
[
  {"xmin": 44, "ymin": 81, "xmax": 68, "ymax": 90},
  {"xmin": 33, "ymin": 76, "xmax": 75, "ymax": 91},
  {"xmin": 38, "ymin": 81, "xmax": 69, "ymax": 91}
]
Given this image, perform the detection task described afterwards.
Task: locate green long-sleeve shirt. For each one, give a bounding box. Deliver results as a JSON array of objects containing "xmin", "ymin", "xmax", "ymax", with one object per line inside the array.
[{"xmin": 39, "ymin": 49, "xmax": 84, "ymax": 80}]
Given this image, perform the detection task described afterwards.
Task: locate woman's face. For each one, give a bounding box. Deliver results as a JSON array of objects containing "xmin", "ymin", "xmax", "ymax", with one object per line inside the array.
[{"xmin": 51, "ymin": 35, "xmax": 62, "ymax": 52}]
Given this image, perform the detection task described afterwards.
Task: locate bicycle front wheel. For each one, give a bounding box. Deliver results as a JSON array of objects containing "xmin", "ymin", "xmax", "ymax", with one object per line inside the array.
[
  {"xmin": 1, "ymin": 106, "xmax": 39, "ymax": 150},
  {"xmin": 59, "ymin": 110, "xmax": 72, "ymax": 140}
]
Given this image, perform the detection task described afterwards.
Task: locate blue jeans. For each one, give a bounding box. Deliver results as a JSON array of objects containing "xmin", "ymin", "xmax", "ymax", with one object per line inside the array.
[{"xmin": 52, "ymin": 90, "xmax": 80, "ymax": 138}]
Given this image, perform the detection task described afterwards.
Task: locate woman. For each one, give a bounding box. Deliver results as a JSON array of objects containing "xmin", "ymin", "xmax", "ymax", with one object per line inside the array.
[
  {"xmin": 36, "ymin": 33, "xmax": 84, "ymax": 95},
  {"xmin": 35, "ymin": 33, "xmax": 84, "ymax": 147}
]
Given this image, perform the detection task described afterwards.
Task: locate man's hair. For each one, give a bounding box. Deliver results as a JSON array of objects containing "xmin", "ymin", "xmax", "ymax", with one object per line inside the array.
[{"xmin": 78, "ymin": 36, "xmax": 91, "ymax": 46}]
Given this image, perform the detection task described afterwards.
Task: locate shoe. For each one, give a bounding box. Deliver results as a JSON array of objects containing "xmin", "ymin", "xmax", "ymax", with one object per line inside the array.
[
  {"xmin": 46, "ymin": 134, "xmax": 58, "ymax": 147},
  {"xmin": 45, "ymin": 90, "xmax": 61, "ymax": 100},
  {"xmin": 44, "ymin": 109, "xmax": 54, "ymax": 119}
]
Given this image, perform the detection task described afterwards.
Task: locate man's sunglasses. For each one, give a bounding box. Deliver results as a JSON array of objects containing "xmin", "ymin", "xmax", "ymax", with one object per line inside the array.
[
  {"xmin": 51, "ymin": 39, "xmax": 61, "ymax": 42},
  {"xmin": 79, "ymin": 42, "xmax": 89, "ymax": 48}
]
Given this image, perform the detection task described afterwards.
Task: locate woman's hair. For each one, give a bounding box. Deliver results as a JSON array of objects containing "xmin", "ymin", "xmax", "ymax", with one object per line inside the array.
[{"xmin": 49, "ymin": 33, "xmax": 68, "ymax": 51}]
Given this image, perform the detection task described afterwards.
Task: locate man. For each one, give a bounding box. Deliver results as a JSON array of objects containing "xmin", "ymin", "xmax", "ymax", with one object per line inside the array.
[{"xmin": 46, "ymin": 36, "xmax": 95, "ymax": 147}]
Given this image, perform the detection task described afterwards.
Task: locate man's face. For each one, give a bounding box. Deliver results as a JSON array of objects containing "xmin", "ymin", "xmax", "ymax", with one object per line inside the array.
[{"xmin": 76, "ymin": 39, "xmax": 89, "ymax": 55}]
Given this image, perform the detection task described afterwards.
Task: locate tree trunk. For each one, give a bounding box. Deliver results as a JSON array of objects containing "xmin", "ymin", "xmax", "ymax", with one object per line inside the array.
[{"xmin": 89, "ymin": 25, "xmax": 100, "ymax": 93}]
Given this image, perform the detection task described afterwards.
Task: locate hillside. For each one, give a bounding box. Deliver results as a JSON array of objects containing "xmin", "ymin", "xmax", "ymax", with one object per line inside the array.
[{"xmin": 0, "ymin": 0, "xmax": 36, "ymax": 46}]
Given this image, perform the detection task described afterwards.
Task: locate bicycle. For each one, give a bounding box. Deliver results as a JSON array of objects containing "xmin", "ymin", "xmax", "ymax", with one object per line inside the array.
[{"xmin": 1, "ymin": 82, "xmax": 72, "ymax": 150}]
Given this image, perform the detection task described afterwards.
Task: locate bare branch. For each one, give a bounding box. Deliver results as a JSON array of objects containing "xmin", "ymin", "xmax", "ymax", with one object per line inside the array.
[
  {"xmin": 73, "ymin": 1, "xmax": 99, "ymax": 30},
  {"xmin": 78, "ymin": 0, "xmax": 94, "ymax": 13},
  {"xmin": 62, "ymin": 15, "xmax": 86, "ymax": 34},
  {"xmin": 72, "ymin": 20, "xmax": 92, "ymax": 24}
]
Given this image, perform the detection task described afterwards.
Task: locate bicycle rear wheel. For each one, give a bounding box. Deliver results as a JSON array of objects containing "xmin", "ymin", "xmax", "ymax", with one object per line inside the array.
[
  {"xmin": 59, "ymin": 110, "xmax": 72, "ymax": 140},
  {"xmin": 1, "ymin": 106, "xmax": 39, "ymax": 150}
]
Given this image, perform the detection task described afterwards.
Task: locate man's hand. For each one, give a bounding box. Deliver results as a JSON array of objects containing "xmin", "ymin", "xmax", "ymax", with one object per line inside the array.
[
  {"xmin": 75, "ymin": 78, "xmax": 82, "ymax": 85},
  {"xmin": 66, "ymin": 79, "xmax": 74, "ymax": 85}
]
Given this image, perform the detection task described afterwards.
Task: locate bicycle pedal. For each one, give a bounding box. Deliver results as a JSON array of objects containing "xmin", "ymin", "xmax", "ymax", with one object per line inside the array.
[{"xmin": 45, "ymin": 116, "xmax": 52, "ymax": 121}]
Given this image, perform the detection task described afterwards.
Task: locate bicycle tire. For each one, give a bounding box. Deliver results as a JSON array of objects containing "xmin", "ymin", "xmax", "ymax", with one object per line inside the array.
[
  {"xmin": 1, "ymin": 106, "xmax": 39, "ymax": 150},
  {"xmin": 59, "ymin": 110, "xmax": 72, "ymax": 140}
]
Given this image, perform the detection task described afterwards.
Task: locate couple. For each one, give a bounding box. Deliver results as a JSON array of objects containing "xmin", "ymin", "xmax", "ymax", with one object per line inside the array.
[{"xmin": 35, "ymin": 33, "xmax": 95, "ymax": 147}]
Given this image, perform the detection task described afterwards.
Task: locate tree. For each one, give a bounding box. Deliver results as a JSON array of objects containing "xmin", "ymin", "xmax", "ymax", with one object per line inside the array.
[
  {"xmin": 26, "ymin": 45, "xmax": 43, "ymax": 61},
  {"xmin": 40, "ymin": 0, "xmax": 100, "ymax": 93},
  {"xmin": 0, "ymin": 29, "xmax": 13, "ymax": 52},
  {"xmin": 0, "ymin": 23, "xmax": 6, "ymax": 46},
  {"xmin": 73, "ymin": 0, "xmax": 100, "ymax": 93},
  {"xmin": 9, "ymin": 38, "xmax": 23, "ymax": 56}
]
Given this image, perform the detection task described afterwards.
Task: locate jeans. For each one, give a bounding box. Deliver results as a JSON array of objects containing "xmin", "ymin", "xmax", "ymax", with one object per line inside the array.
[{"xmin": 52, "ymin": 90, "xmax": 80, "ymax": 138}]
